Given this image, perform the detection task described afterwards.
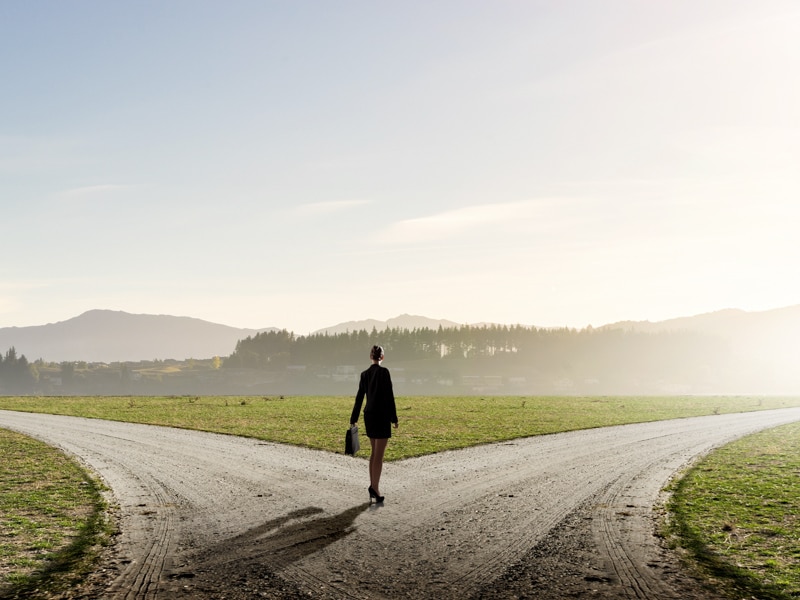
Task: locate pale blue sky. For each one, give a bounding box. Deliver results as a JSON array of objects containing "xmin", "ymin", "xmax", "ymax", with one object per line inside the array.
[{"xmin": 2, "ymin": 1, "xmax": 798, "ymax": 333}]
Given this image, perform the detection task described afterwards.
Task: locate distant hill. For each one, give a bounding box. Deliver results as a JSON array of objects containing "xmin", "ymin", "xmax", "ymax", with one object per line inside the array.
[
  {"xmin": 601, "ymin": 305, "xmax": 800, "ymax": 337},
  {"xmin": 313, "ymin": 314, "xmax": 461, "ymax": 335},
  {"xmin": 0, "ymin": 310, "xmax": 276, "ymax": 362},
  {"xmin": 2, "ymin": 305, "xmax": 798, "ymax": 366},
  {"xmin": 601, "ymin": 305, "xmax": 800, "ymax": 374}
]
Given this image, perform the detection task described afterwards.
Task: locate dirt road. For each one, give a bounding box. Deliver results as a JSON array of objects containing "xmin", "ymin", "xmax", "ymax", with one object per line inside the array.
[{"xmin": 3, "ymin": 407, "xmax": 800, "ymax": 599}]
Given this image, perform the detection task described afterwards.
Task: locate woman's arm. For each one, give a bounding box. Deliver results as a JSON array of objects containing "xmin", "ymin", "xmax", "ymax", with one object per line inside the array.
[
  {"xmin": 350, "ymin": 372, "xmax": 366, "ymax": 425},
  {"xmin": 386, "ymin": 369, "xmax": 398, "ymax": 425}
]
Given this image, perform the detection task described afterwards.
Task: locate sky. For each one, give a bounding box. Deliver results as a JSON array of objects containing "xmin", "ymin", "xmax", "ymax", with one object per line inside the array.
[{"xmin": 2, "ymin": 1, "xmax": 799, "ymax": 334}]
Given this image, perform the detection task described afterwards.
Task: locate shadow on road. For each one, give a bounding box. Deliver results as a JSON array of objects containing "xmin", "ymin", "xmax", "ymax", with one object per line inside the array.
[{"xmin": 165, "ymin": 503, "xmax": 370, "ymax": 598}]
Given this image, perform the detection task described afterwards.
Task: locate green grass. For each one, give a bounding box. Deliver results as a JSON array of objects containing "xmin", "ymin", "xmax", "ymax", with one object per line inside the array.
[
  {"xmin": 2, "ymin": 395, "xmax": 799, "ymax": 461},
  {"xmin": 666, "ymin": 421, "xmax": 800, "ymax": 599},
  {"xmin": 0, "ymin": 429, "xmax": 113, "ymax": 598}
]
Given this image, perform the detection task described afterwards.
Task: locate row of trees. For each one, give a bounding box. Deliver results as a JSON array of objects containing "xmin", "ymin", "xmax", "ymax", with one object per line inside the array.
[
  {"xmin": 223, "ymin": 324, "xmax": 739, "ymax": 393},
  {"xmin": 0, "ymin": 347, "xmax": 37, "ymax": 393},
  {"xmin": 225, "ymin": 324, "xmax": 583, "ymax": 368},
  {"xmin": 0, "ymin": 348, "xmax": 126, "ymax": 394},
  {"xmin": 225, "ymin": 324, "xmax": 728, "ymax": 368},
  {"xmin": 0, "ymin": 353, "xmax": 227, "ymax": 396},
  {"xmin": 2, "ymin": 324, "xmax": 791, "ymax": 395}
]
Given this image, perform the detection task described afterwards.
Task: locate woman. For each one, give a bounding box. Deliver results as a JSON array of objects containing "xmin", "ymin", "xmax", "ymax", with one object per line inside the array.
[{"xmin": 350, "ymin": 345, "xmax": 398, "ymax": 503}]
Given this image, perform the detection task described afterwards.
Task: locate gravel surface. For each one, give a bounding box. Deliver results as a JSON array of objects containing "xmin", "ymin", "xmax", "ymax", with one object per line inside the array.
[{"xmin": 3, "ymin": 407, "xmax": 800, "ymax": 599}]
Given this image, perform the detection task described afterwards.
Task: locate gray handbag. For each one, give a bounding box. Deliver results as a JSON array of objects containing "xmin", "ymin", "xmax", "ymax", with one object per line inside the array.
[{"xmin": 345, "ymin": 424, "xmax": 360, "ymax": 455}]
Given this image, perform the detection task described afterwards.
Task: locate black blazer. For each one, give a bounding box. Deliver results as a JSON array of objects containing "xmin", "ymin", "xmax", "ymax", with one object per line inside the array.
[{"xmin": 350, "ymin": 363, "xmax": 398, "ymax": 425}]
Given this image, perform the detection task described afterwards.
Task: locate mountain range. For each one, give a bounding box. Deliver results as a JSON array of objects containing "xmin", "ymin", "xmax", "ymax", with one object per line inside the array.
[
  {"xmin": 603, "ymin": 305, "xmax": 800, "ymax": 373},
  {"xmin": 0, "ymin": 310, "xmax": 274, "ymax": 363},
  {"xmin": 1, "ymin": 305, "xmax": 798, "ymax": 363},
  {"xmin": 313, "ymin": 314, "xmax": 461, "ymax": 335}
]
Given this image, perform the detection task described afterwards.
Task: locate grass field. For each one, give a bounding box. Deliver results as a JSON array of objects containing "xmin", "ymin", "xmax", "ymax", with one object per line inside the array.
[
  {"xmin": 0, "ymin": 428, "xmax": 111, "ymax": 598},
  {"xmin": 2, "ymin": 394, "xmax": 800, "ymax": 598},
  {"xmin": 1, "ymin": 394, "xmax": 798, "ymax": 461},
  {"xmin": 666, "ymin": 421, "xmax": 800, "ymax": 600}
]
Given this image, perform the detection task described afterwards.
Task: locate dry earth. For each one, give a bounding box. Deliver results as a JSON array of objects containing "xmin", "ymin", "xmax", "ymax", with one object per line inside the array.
[{"xmin": 3, "ymin": 407, "xmax": 800, "ymax": 599}]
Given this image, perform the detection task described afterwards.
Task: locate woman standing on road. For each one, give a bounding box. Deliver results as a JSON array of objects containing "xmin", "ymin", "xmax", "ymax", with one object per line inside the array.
[{"xmin": 350, "ymin": 345, "xmax": 398, "ymax": 503}]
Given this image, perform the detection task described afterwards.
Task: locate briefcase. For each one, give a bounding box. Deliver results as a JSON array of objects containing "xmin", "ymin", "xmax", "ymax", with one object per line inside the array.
[{"xmin": 345, "ymin": 424, "xmax": 360, "ymax": 455}]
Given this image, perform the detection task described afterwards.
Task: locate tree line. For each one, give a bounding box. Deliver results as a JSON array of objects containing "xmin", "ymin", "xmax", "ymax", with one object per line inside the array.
[
  {"xmin": 1, "ymin": 324, "xmax": 792, "ymax": 395},
  {"xmin": 0, "ymin": 347, "xmax": 37, "ymax": 393},
  {"xmin": 224, "ymin": 324, "xmax": 727, "ymax": 367},
  {"xmin": 223, "ymin": 324, "xmax": 736, "ymax": 393}
]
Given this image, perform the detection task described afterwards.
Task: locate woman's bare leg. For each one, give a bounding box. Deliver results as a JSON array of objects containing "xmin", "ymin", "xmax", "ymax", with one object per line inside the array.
[{"xmin": 369, "ymin": 437, "xmax": 388, "ymax": 495}]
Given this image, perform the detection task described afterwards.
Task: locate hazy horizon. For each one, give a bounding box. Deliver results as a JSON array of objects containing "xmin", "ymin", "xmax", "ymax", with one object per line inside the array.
[
  {"xmin": 3, "ymin": 302, "xmax": 798, "ymax": 338},
  {"xmin": 2, "ymin": 305, "xmax": 798, "ymax": 394},
  {"xmin": 2, "ymin": 1, "xmax": 798, "ymax": 334}
]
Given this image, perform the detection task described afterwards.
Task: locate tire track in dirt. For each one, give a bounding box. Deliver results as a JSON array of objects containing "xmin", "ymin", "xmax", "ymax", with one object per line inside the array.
[
  {"xmin": 584, "ymin": 419, "xmax": 773, "ymax": 600},
  {"xmin": 2, "ymin": 407, "xmax": 800, "ymax": 599}
]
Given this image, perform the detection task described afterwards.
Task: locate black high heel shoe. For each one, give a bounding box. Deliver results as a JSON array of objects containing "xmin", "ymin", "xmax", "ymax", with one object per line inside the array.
[{"xmin": 368, "ymin": 486, "xmax": 385, "ymax": 503}]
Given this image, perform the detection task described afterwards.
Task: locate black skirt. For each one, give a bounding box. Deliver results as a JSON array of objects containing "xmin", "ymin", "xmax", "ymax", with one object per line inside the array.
[{"xmin": 364, "ymin": 412, "xmax": 392, "ymax": 439}]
